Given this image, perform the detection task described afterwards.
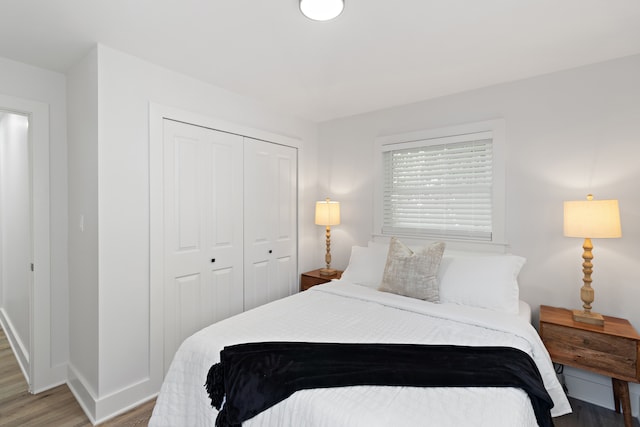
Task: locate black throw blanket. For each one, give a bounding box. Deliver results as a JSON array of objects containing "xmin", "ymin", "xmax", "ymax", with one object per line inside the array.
[{"xmin": 205, "ymin": 342, "xmax": 554, "ymax": 427}]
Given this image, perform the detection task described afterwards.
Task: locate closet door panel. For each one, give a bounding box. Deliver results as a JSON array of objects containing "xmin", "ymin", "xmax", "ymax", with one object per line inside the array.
[
  {"xmin": 244, "ymin": 260, "xmax": 270, "ymax": 311},
  {"xmin": 209, "ymin": 143, "xmax": 235, "ymax": 248},
  {"xmin": 207, "ymin": 267, "xmax": 236, "ymax": 322},
  {"xmin": 273, "ymin": 146, "xmax": 298, "ymax": 297},
  {"xmin": 276, "ymin": 255, "xmax": 295, "ymax": 301},
  {"xmin": 244, "ymin": 138, "xmax": 297, "ymax": 310},
  {"xmin": 175, "ymin": 139, "xmax": 201, "ymax": 250},
  {"xmin": 243, "ymin": 140, "xmax": 275, "ymax": 310},
  {"xmin": 177, "ymin": 274, "xmax": 202, "ymax": 342},
  {"xmin": 162, "ymin": 119, "xmax": 243, "ymax": 373}
]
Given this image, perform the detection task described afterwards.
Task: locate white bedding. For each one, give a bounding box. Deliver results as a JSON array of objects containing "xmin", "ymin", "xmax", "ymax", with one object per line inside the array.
[{"xmin": 150, "ymin": 281, "xmax": 571, "ymax": 427}]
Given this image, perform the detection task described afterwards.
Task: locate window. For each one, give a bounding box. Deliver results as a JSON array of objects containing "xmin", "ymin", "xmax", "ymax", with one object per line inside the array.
[{"xmin": 374, "ymin": 120, "xmax": 505, "ymax": 244}]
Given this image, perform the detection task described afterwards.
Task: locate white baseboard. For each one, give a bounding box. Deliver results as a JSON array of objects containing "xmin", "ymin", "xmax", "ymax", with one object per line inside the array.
[
  {"xmin": 29, "ymin": 364, "xmax": 67, "ymax": 395},
  {"xmin": 67, "ymin": 363, "xmax": 158, "ymax": 425},
  {"xmin": 564, "ymin": 366, "xmax": 640, "ymax": 420},
  {"xmin": 92, "ymin": 377, "xmax": 158, "ymax": 423},
  {"xmin": 1, "ymin": 308, "xmax": 66, "ymax": 394},
  {"xmin": 67, "ymin": 363, "xmax": 98, "ymax": 424},
  {"xmin": 0, "ymin": 307, "xmax": 30, "ymax": 387}
]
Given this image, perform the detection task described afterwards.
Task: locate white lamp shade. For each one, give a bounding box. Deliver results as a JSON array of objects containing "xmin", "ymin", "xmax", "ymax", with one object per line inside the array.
[
  {"xmin": 315, "ymin": 199, "xmax": 340, "ymax": 226},
  {"xmin": 300, "ymin": 0, "xmax": 344, "ymax": 21},
  {"xmin": 564, "ymin": 198, "xmax": 621, "ymax": 238}
]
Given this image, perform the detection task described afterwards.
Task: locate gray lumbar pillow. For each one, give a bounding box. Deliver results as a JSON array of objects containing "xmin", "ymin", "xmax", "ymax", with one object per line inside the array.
[{"xmin": 378, "ymin": 237, "xmax": 446, "ymax": 302}]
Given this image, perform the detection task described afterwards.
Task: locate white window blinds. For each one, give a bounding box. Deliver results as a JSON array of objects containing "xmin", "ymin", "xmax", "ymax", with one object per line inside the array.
[{"xmin": 382, "ymin": 131, "xmax": 493, "ymax": 241}]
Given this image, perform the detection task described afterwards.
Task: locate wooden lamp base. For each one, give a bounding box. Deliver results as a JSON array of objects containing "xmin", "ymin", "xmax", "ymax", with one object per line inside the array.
[
  {"xmin": 573, "ymin": 237, "xmax": 605, "ymax": 326},
  {"xmin": 572, "ymin": 309, "xmax": 604, "ymax": 326},
  {"xmin": 319, "ymin": 224, "xmax": 337, "ymax": 277},
  {"xmin": 319, "ymin": 268, "xmax": 338, "ymax": 277}
]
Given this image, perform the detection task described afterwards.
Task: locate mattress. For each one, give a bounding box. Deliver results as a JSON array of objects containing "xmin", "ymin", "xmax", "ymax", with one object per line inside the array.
[{"xmin": 150, "ymin": 281, "xmax": 571, "ymax": 427}]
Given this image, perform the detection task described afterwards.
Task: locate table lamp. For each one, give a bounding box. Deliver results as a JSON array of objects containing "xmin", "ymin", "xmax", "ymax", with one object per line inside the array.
[
  {"xmin": 315, "ymin": 197, "xmax": 340, "ymax": 276},
  {"xmin": 563, "ymin": 194, "xmax": 621, "ymax": 326}
]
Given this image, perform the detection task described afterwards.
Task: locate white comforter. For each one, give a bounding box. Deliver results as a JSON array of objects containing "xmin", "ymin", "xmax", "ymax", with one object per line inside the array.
[{"xmin": 150, "ymin": 281, "xmax": 571, "ymax": 427}]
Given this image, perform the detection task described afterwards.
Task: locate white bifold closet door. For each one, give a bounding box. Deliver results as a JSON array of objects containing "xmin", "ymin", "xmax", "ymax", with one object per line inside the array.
[
  {"xmin": 162, "ymin": 119, "xmax": 244, "ymax": 372},
  {"xmin": 162, "ymin": 120, "xmax": 297, "ymax": 373},
  {"xmin": 243, "ymin": 138, "xmax": 297, "ymax": 311}
]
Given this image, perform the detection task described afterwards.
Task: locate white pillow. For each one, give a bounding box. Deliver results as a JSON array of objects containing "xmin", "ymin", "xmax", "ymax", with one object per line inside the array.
[
  {"xmin": 340, "ymin": 245, "xmax": 389, "ymax": 288},
  {"xmin": 438, "ymin": 255, "xmax": 526, "ymax": 314}
]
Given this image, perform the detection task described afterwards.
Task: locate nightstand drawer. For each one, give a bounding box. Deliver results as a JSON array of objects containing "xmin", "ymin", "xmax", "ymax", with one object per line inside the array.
[
  {"xmin": 541, "ymin": 323, "xmax": 638, "ymax": 380},
  {"xmin": 539, "ymin": 305, "xmax": 640, "ymax": 427},
  {"xmin": 300, "ymin": 269, "xmax": 343, "ymax": 291},
  {"xmin": 301, "ymin": 275, "xmax": 330, "ymax": 290}
]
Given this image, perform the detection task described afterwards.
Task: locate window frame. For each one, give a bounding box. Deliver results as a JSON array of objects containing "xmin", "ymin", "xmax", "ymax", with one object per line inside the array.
[{"xmin": 373, "ymin": 119, "xmax": 506, "ymax": 248}]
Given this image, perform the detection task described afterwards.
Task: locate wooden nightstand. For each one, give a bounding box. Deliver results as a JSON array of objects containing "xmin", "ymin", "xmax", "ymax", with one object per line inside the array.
[
  {"xmin": 300, "ymin": 269, "xmax": 343, "ymax": 291},
  {"xmin": 539, "ymin": 305, "xmax": 640, "ymax": 427}
]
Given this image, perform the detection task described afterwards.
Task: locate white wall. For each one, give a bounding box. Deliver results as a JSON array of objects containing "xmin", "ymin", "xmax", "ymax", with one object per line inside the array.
[
  {"xmin": 318, "ymin": 54, "xmax": 640, "ymax": 416},
  {"xmin": 0, "ymin": 112, "xmax": 31, "ymax": 366},
  {"xmin": 0, "ymin": 56, "xmax": 68, "ymax": 390},
  {"xmin": 66, "ymin": 44, "xmax": 320, "ymax": 422},
  {"xmin": 66, "ymin": 47, "xmax": 100, "ymax": 409}
]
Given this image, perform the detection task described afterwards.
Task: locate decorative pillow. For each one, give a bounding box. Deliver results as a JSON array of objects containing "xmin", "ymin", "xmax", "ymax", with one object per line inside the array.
[
  {"xmin": 378, "ymin": 238, "xmax": 446, "ymax": 301},
  {"xmin": 340, "ymin": 245, "xmax": 389, "ymax": 288},
  {"xmin": 438, "ymin": 255, "xmax": 526, "ymax": 314}
]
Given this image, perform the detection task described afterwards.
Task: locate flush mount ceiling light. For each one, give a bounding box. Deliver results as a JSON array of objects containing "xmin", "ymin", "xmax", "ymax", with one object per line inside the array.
[{"xmin": 300, "ymin": 0, "xmax": 344, "ymax": 21}]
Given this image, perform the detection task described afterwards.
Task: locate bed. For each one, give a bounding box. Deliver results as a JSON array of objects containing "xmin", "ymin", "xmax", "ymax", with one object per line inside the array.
[{"xmin": 150, "ymin": 240, "xmax": 571, "ymax": 427}]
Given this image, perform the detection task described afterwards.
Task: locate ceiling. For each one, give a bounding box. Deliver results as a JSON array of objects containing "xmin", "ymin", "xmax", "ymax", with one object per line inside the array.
[{"xmin": 1, "ymin": 0, "xmax": 640, "ymax": 122}]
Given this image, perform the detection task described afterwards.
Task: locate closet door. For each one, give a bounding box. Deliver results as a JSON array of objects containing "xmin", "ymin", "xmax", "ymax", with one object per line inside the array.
[
  {"xmin": 162, "ymin": 119, "xmax": 243, "ymax": 372},
  {"xmin": 244, "ymin": 138, "xmax": 297, "ymax": 310}
]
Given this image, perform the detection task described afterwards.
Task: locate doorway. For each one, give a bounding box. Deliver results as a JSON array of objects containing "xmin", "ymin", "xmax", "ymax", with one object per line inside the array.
[
  {"xmin": 0, "ymin": 110, "xmax": 32, "ymax": 386},
  {"xmin": 0, "ymin": 94, "xmax": 55, "ymax": 394}
]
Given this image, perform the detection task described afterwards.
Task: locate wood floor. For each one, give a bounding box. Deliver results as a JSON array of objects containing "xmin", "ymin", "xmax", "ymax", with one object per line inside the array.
[
  {"xmin": 0, "ymin": 327, "xmax": 155, "ymax": 426},
  {"xmin": 555, "ymin": 397, "xmax": 640, "ymax": 427},
  {"xmin": 1, "ymin": 326, "xmax": 638, "ymax": 426}
]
